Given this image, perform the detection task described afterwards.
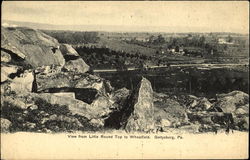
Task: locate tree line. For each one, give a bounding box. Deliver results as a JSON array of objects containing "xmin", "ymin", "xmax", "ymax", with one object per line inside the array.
[{"xmin": 42, "ymin": 30, "xmax": 100, "ymax": 44}]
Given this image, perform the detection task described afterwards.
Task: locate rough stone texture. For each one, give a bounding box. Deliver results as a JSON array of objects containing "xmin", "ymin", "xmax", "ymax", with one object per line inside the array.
[
  {"xmin": 110, "ymin": 87, "xmax": 130, "ymax": 110},
  {"xmin": 51, "ymin": 92, "xmax": 75, "ymax": 99},
  {"xmin": 1, "ymin": 50, "xmax": 11, "ymax": 62},
  {"xmin": 59, "ymin": 44, "xmax": 89, "ymax": 73},
  {"xmin": 1, "ymin": 118, "xmax": 12, "ymax": 132},
  {"xmin": 154, "ymin": 92, "xmax": 188, "ymax": 127},
  {"xmin": 214, "ymin": 91, "xmax": 249, "ymax": 113},
  {"xmin": 1, "ymin": 27, "xmax": 65, "ymax": 68},
  {"xmin": 32, "ymin": 93, "xmax": 114, "ymax": 124},
  {"xmin": 2, "ymin": 95, "xmax": 32, "ymax": 110},
  {"xmin": 10, "ymin": 71, "xmax": 34, "ymax": 93},
  {"xmin": 59, "ymin": 44, "xmax": 79, "ymax": 57},
  {"xmin": 1, "ymin": 65, "xmax": 19, "ymax": 82},
  {"xmin": 36, "ymin": 72, "xmax": 107, "ymax": 93},
  {"xmin": 124, "ymin": 77, "xmax": 155, "ymax": 132},
  {"xmin": 194, "ymin": 98, "xmax": 212, "ymax": 111},
  {"xmin": 1, "ymin": 82, "xmax": 11, "ymax": 95},
  {"xmin": 63, "ymin": 58, "xmax": 90, "ymax": 73}
]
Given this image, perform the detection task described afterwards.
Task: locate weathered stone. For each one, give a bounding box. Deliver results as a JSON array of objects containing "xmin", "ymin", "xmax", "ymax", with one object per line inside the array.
[
  {"xmin": 59, "ymin": 44, "xmax": 79, "ymax": 57},
  {"xmin": 1, "ymin": 82, "xmax": 11, "ymax": 95},
  {"xmin": 155, "ymin": 118, "xmax": 172, "ymax": 132},
  {"xmin": 1, "ymin": 50, "xmax": 11, "ymax": 62},
  {"xmin": 195, "ymin": 98, "xmax": 212, "ymax": 111},
  {"xmin": 51, "ymin": 92, "xmax": 75, "ymax": 99},
  {"xmin": 31, "ymin": 93, "xmax": 114, "ymax": 126},
  {"xmin": 36, "ymin": 72, "xmax": 106, "ymax": 93},
  {"xmin": 43, "ymin": 114, "xmax": 83, "ymax": 131},
  {"xmin": 1, "ymin": 27, "xmax": 65, "ymax": 68},
  {"xmin": 28, "ymin": 104, "xmax": 38, "ymax": 110},
  {"xmin": 63, "ymin": 58, "xmax": 89, "ymax": 73},
  {"xmin": 1, "ymin": 118, "xmax": 12, "ymax": 132},
  {"xmin": 214, "ymin": 91, "xmax": 249, "ymax": 113},
  {"xmin": 35, "ymin": 65, "xmax": 62, "ymax": 75},
  {"xmin": 10, "ymin": 71, "xmax": 34, "ymax": 93},
  {"xmin": 235, "ymin": 107, "xmax": 248, "ymax": 115},
  {"xmin": 89, "ymin": 119, "xmax": 104, "ymax": 128},
  {"xmin": 2, "ymin": 96, "xmax": 29, "ymax": 110},
  {"xmin": 110, "ymin": 87, "xmax": 130, "ymax": 110},
  {"xmin": 154, "ymin": 92, "xmax": 187, "ymax": 126},
  {"xmin": 1, "ymin": 65, "xmax": 19, "ymax": 82},
  {"xmin": 234, "ymin": 116, "xmax": 249, "ymax": 130},
  {"xmin": 124, "ymin": 77, "xmax": 155, "ymax": 132}
]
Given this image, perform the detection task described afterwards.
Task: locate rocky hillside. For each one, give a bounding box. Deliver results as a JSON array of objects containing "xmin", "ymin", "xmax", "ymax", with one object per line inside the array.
[{"xmin": 1, "ymin": 26, "xmax": 249, "ymax": 133}]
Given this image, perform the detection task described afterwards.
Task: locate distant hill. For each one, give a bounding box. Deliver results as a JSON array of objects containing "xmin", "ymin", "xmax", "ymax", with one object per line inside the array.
[{"xmin": 2, "ymin": 20, "xmax": 247, "ymax": 34}]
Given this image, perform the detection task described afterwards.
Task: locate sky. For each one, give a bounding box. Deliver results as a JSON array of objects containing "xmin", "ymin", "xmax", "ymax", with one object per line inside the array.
[{"xmin": 2, "ymin": 1, "xmax": 249, "ymax": 33}]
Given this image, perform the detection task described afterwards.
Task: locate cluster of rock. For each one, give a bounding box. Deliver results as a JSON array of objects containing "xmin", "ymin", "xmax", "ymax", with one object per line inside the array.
[
  {"xmin": 1, "ymin": 26, "xmax": 249, "ymax": 133},
  {"xmin": 0, "ymin": 26, "xmax": 153, "ymax": 133}
]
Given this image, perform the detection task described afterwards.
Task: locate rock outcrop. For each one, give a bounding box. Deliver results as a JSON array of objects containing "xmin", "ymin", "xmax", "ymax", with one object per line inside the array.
[
  {"xmin": 59, "ymin": 44, "xmax": 89, "ymax": 73},
  {"xmin": 10, "ymin": 70, "xmax": 34, "ymax": 93},
  {"xmin": 63, "ymin": 58, "xmax": 90, "ymax": 73},
  {"xmin": 154, "ymin": 92, "xmax": 188, "ymax": 130},
  {"xmin": 123, "ymin": 77, "xmax": 155, "ymax": 132},
  {"xmin": 36, "ymin": 72, "xmax": 108, "ymax": 94},
  {"xmin": 213, "ymin": 91, "xmax": 249, "ymax": 113},
  {"xmin": 1, "ymin": 27, "xmax": 65, "ymax": 68},
  {"xmin": 60, "ymin": 44, "xmax": 79, "ymax": 57}
]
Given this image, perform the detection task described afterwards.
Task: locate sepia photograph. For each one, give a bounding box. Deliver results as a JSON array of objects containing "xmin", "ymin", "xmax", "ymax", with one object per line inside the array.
[{"xmin": 1, "ymin": 1, "xmax": 249, "ymax": 159}]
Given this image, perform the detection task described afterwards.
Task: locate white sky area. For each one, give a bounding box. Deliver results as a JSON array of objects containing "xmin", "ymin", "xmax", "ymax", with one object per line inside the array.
[{"xmin": 2, "ymin": 1, "xmax": 249, "ymax": 33}]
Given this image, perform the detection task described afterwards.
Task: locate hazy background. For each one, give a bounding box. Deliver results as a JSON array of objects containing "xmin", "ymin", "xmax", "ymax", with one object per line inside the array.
[{"xmin": 2, "ymin": 1, "xmax": 249, "ymax": 33}]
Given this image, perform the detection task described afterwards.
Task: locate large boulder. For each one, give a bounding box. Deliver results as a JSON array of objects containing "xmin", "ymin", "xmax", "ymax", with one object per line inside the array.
[
  {"xmin": 59, "ymin": 44, "xmax": 79, "ymax": 57},
  {"xmin": 1, "ymin": 91, "xmax": 118, "ymax": 131},
  {"xmin": 36, "ymin": 72, "xmax": 108, "ymax": 94},
  {"xmin": 154, "ymin": 92, "xmax": 188, "ymax": 129},
  {"xmin": 60, "ymin": 44, "xmax": 89, "ymax": 73},
  {"xmin": 9, "ymin": 70, "xmax": 34, "ymax": 93},
  {"xmin": 123, "ymin": 77, "xmax": 155, "ymax": 132},
  {"xmin": 1, "ymin": 27, "xmax": 65, "ymax": 68},
  {"xmin": 63, "ymin": 58, "xmax": 89, "ymax": 73},
  {"xmin": 214, "ymin": 91, "xmax": 249, "ymax": 113},
  {"xmin": 31, "ymin": 93, "xmax": 114, "ymax": 127}
]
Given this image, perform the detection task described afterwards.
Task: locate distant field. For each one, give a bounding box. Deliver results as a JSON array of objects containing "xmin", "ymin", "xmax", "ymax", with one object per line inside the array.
[{"xmin": 96, "ymin": 37, "xmax": 157, "ymax": 56}]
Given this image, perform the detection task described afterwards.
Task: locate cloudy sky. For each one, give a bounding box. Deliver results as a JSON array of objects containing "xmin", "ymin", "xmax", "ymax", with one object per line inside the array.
[{"xmin": 2, "ymin": 1, "xmax": 249, "ymax": 33}]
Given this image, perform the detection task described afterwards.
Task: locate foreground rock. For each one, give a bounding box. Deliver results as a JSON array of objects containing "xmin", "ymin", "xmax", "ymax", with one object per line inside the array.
[
  {"xmin": 63, "ymin": 58, "xmax": 90, "ymax": 73},
  {"xmin": 10, "ymin": 70, "xmax": 34, "ymax": 93},
  {"xmin": 60, "ymin": 44, "xmax": 79, "ymax": 57},
  {"xmin": 0, "ymin": 91, "xmax": 118, "ymax": 132},
  {"xmin": 60, "ymin": 44, "xmax": 90, "ymax": 73},
  {"xmin": 1, "ymin": 27, "xmax": 65, "ymax": 68},
  {"xmin": 123, "ymin": 77, "xmax": 155, "ymax": 132},
  {"xmin": 1, "ymin": 50, "xmax": 11, "ymax": 62},
  {"xmin": 154, "ymin": 92, "xmax": 188, "ymax": 131},
  {"xmin": 1, "ymin": 65, "xmax": 19, "ymax": 82},
  {"xmin": 213, "ymin": 91, "xmax": 249, "ymax": 113},
  {"xmin": 36, "ymin": 71, "xmax": 111, "ymax": 95},
  {"xmin": 1, "ymin": 118, "xmax": 12, "ymax": 132}
]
